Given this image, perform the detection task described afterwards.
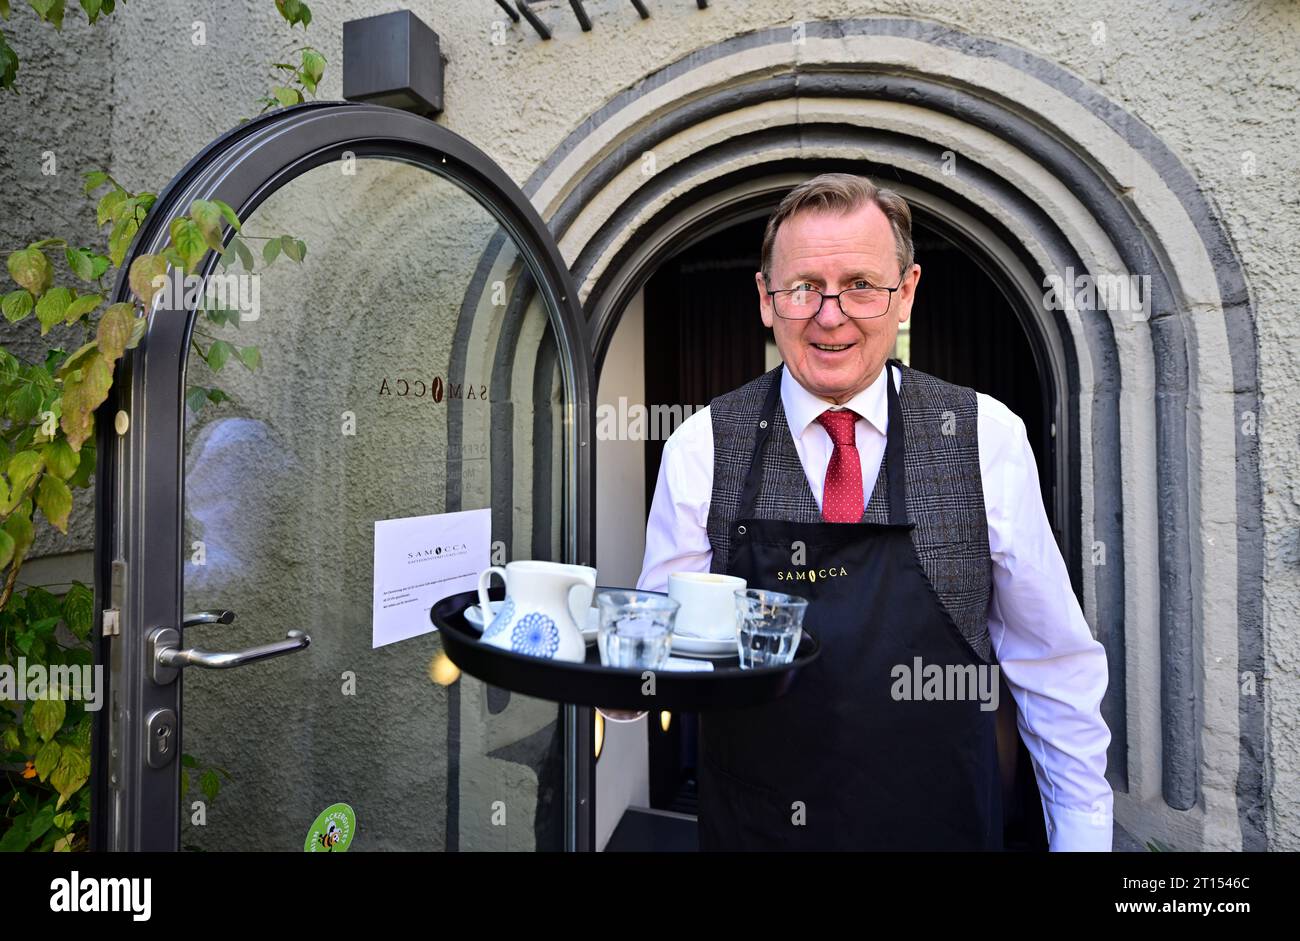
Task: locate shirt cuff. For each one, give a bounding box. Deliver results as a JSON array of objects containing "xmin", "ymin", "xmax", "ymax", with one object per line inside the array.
[{"xmin": 1042, "ymin": 795, "xmax": 1114, "ymax": 852}]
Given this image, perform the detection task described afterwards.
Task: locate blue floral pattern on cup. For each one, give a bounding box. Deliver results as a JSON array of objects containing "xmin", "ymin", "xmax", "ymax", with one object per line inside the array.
[
  {"xmin": 511, "ymin": 613, "xmax": 560, "ymax": 658},
  {"xmin": 483, "ymin": 599, "xmax": 514, "ymax": 640}
]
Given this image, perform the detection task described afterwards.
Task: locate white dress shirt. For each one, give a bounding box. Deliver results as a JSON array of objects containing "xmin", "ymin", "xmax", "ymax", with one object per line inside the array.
[{"xmin": 637, "ymin": 364, "xmax": 1114, "ymax": 852}]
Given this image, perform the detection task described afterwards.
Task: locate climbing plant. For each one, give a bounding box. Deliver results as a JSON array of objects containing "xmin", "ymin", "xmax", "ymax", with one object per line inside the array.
[{"xmin": 1, "ymin": 0, "xmax": 318, "ymax": 851}]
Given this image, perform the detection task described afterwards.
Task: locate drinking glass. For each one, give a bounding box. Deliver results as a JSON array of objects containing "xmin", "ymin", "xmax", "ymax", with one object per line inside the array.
[
  {"xmin": 595, "ymin": 591, "xmax": 678, "ymax": 669},
  {"xmin": 595, "ymin": 591, "xmax": 679, "ymax": 723},
  {"xmin": 734, "ymin": 589, "xmax": 808, "ymax": 668}
]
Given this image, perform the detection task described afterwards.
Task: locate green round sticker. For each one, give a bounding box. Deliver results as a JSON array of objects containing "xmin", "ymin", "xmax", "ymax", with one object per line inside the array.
[{"xmin": 304, "ymin": 803, "xmax": 355, "ymax": 852}]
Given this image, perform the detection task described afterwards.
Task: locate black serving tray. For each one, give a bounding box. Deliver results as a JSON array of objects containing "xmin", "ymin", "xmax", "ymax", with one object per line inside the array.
[{"xmin": 429, "ymin": 587, "xmax": 820, "ymax": 711}]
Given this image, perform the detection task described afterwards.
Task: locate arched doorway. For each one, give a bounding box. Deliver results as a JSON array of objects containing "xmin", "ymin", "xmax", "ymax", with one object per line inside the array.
[
  {"xmin": 619, "ymin": 199, "xmax": 1055, "ymax": 850},
  {"xmin": 526, "ymin": 18, "xmax": 1262, "ymax": 849}
]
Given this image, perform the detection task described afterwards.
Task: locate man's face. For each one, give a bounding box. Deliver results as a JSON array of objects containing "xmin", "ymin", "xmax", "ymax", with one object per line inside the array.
[{"xmin": 756, "ymin": 202, "xmax": 921, "ymax": 404}]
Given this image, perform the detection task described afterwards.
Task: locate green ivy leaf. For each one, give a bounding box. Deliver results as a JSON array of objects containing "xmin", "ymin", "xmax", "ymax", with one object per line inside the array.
[
  {"xmin": 168, "ymin": 217, "xmax": 207, "ymax": 271},
  {"xmin": 37, "ymin": 474, "xmax": 72, "ymax": 532},
  {"xmin": 97, "ymin": 301, "xmax": 135, "ymax": 361},
  {"xmin": 4, "ymin": 501, "xmax": 34, "ymax": 560},
  {"xmin": 82, "ymin": 169, "xmax": 108, "ymax": 194},
  {"xmin": 35, "ymin": 739, "xmax": 61, "ymax": 781},
  {"xmin": 41, "ymin": 437, "xmax": 78, "ymax": 479},
  {"xmin": 56, "ymin": 339, "xmax": 97, "ymax": 379},
  {"xmin": 0, "ymin": 528, "xmax": 14, "ymax": 569},
  {"xmin": 29, "ymin": 804, "xmax": 57, "ymax": 844},
  {"xmin": 237, "ymin": 345, "xmax": 261, "ymax": 371},
  {"xmin": 64, "ymin": 292, "xmax": 103, "ymax": 324},
  {"xmin": 206, "ymin": 339, "xmax": 234, "ymax": 373},
  {"xmin": 70, "ymin": 713, "xmax": 91, "ymax": 749},
  {"xmin": 2, "ymin": 288, "xmax": 33, "ymax": 322},
  {"xmin": 271, "ymin": 85, "xmax": 300, "ymax": 108},
  {"xmin": 50, "ymin": 744, "xmax": 90, "ymax": 809},
  {"xmin": 234, "ymin": 236, "xmax": 255, "ymax": 272},
  {"xmin": 202, "ymin": 306, "xmax": 228, "ymax": 327},
  {"xmin": 96, "ymin": 187, "xmax": 125, "ymax": 226},
  {"xmin": 0, "ymin": 817, "xmax": 32, "ymax": 852},
  {"xmin": 206, "ymin": 388, "xmax": 231, "ymax": 405},
  {"xmin": 8, "ymin": 374, "xmax": 47, "ymax": 423},
  {"xmin": 188, "ymin": 199, "xmax": 227, "ymax": 253},
  {"xmin": 61, "ymin": 581, "xmax": 94, "ymax": 640},
  {"xmin": 210, "ymin": 198, "xmax": 242, "ymax": 233},
  {"xmin": 125, "ymin": 313, "xmax": 147, "ymax": 350},
  {"xmin": 79, "ymin": 0, "xmax": 102, "ymax": 24},
  {"xmin": 107, "ymin": 211, "xmax": 140, "ymax": 267},
  {"xmin": 65, "ymin": 246, "xmax": 94, "ymax": 281},
  {"xmin": 129, "ymin": 254, "xmax": 167, "ymax": 307},
  {"xmin": 59, "ymin": 351, "xmax": 111, "ymax": 451},
  {"xmin": 281, "ymin": 235, "xmax": 305, "ymax": 262},
  {"xmin": 30, "ymin": 0, "xmax": 65, "ymax": 30},
  {"xmin": 8, "ymin": 247, "xmax": 53, "ymax": 297},
  {"xmin": 184, "ymin": 386, "xmax": 209, "ymax": 413},
  {"xmin": 200, "ymin": 768, "xmax": 220, "ymax": 802},
  {"xmin": 32, "ymin": 697, "xmax": 65, "ymax": 743},
  {"xmin": 262, "ymin": 238, "xmax": 281, "ymax": 266},
  {"xmin": 0, "ymin": 346, "xmax": 17, "ymax": 384},
  {"xmin": 34, "ymin": 286, "xmax": 73, "ymax": 333},
  {"xmin": 67, "ymin": 441, "xmax": 94, "ymax": 488},
  {"xmin": 0, "ymin": 29, "xmax": 17, "ymax": 91},
  {"xmin": 302, "ymin": 49, "xmax": 325, "ymax": 85},
  {"xmin": 7, "ymin": 448, "xmax": 43, "ymax": 491}
]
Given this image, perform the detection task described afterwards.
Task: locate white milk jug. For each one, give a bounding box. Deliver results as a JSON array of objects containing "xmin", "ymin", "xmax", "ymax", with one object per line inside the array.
[{"xmin": 476, "ymin": 560, "xmax": 597, "ymax": 663}]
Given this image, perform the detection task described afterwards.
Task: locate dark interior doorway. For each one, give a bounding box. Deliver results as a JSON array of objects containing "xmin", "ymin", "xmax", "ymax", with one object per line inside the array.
[{"xmin": 634, "ymin": 210, "xmax": 1054, "ymax": 851}]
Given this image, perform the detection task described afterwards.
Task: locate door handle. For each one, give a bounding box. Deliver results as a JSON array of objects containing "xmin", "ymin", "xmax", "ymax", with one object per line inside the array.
[
  {"xmin": 182, "ymin": 609, "xmax": 236, "ymax": 628},
  {"xmin": 147, "ymin": 625, "xmax": 311, "ymax": 685}
]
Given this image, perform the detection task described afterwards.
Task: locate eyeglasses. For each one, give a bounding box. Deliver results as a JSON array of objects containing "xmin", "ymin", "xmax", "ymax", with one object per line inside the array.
[{"xmin": 765, "ymin": 274, "xmax": 905, "ymax": 320}]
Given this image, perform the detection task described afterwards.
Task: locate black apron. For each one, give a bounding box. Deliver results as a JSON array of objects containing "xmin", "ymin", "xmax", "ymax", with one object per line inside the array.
[{"xmin": 698, "ymin": 361, "xmax": 1003, "ymax": 851}]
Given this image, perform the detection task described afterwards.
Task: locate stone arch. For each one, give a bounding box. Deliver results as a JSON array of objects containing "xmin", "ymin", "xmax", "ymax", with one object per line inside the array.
[{"xmin": 522, "ymin": 18, "xmax": 1265, "ymax": 849}]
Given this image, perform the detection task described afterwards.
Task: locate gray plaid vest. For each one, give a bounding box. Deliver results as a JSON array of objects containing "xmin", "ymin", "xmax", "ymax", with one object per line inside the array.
[{"xmin": 706, "ymin": 363, "xmax": 995, "ymax": 663}]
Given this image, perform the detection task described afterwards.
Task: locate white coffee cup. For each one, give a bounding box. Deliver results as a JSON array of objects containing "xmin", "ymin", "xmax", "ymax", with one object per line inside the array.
[{"xmin": 668, "ymin": 572, "xmax": 747, "ymax": 640}]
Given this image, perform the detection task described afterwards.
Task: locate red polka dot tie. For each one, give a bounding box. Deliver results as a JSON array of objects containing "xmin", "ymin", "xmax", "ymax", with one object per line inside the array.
[{"xmin": 816, "ymin": 409, "xmax": 863, "ymax": 523}]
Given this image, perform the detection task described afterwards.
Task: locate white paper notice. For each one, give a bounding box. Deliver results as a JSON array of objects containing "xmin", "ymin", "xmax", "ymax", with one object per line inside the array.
[{"xmin": 372, "ymin": 508, "xmax": 491, "ymax": 648}]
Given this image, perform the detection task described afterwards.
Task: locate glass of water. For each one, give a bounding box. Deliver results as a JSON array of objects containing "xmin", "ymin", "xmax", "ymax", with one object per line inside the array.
[
  {"xmin": 595, "ymin": 591, "xmax": 678, "ymax": 670},
  {"xmin": 734, "ymin": 589, "xmax": 808, "ymax": 668}
]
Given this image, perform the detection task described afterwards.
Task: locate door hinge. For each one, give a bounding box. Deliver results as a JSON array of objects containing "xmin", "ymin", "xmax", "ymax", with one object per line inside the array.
[{"xmin": 102, "ymin": 608, "xmax": 120, "ymax": 637}]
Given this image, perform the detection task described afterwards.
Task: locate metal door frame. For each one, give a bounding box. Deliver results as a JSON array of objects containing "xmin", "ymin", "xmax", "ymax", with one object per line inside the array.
[{"xmin": 91, "ymin": 101, "xmax": 596, "ymax": 851}]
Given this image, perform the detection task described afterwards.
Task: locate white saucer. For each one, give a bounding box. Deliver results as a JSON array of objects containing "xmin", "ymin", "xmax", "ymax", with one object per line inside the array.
[
  {"xmin": 466, "ymin": 602, "xmax": 599, "ymax": 644},
  {"xmin": 669, "ymin": 632, "xmax": 739, "ymax": 659}
]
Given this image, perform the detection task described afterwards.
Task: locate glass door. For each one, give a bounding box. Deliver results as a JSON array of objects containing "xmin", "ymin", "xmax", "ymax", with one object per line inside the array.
[{"xmin": 92, "ymin": 103, "xmax": 595, "ymax": 851}]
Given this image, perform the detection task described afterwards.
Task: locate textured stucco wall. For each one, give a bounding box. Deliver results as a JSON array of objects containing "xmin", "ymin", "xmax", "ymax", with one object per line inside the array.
[
  {"xmin": 0, "ymin": 10, "xmax": 114, "ymax": 559},
  {"xmin": 1, "ymin": 0, "xmax": 1294, "ymax": 850}
]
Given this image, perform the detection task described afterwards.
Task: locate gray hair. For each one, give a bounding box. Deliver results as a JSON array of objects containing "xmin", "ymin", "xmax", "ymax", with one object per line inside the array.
[{"xmin": 760, "ymin": 172, "xmax": 915, "ymax": 283}]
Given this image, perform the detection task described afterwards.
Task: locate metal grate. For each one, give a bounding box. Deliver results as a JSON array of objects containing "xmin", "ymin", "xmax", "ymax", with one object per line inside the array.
[{"xmin": 495, "ymin": 1, "xmax": 709, "ymax": 40}]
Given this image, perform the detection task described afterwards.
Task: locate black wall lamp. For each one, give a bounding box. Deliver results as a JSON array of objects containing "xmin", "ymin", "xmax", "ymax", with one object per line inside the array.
[{"xmin": 342, "ymin": 10, "xmax": 444, "ymax": 116}]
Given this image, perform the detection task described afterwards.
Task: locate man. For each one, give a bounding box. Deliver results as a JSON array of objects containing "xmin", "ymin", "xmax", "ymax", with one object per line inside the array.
[{"xmin": 637, "ymin": 172, "xmax": 1113, "ymax": 851}]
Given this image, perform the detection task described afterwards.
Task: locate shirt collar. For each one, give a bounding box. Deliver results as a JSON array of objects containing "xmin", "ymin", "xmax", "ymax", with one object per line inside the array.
[{"xmin": 780, "ymin": 361, "xmax": 892, "ymax": 437}]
